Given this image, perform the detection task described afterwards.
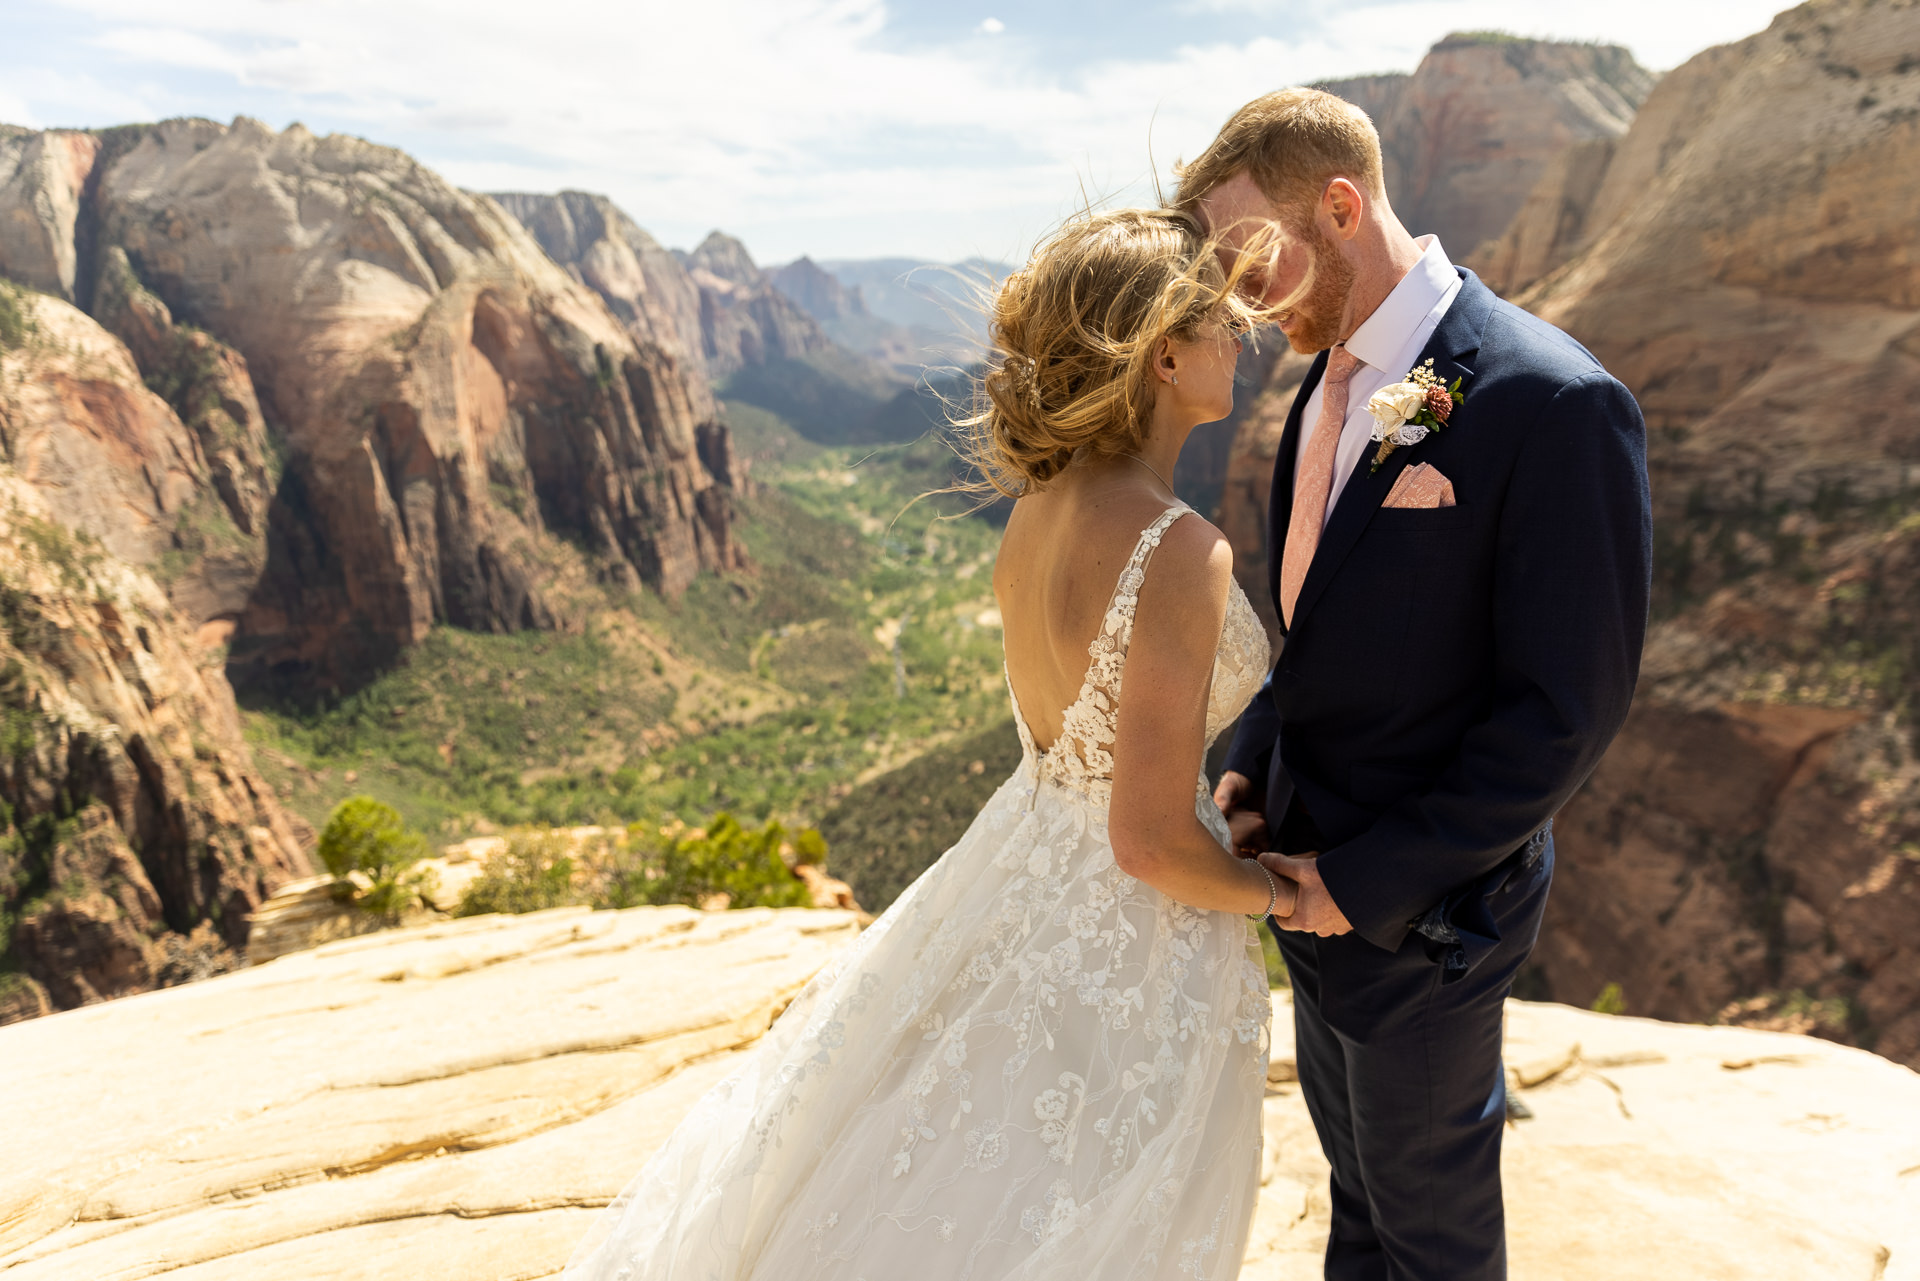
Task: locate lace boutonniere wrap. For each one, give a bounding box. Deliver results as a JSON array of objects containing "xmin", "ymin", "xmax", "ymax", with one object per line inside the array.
[{"xmin": 1367, "ymin": 358, "xmax": 1465, "ymax": 474}]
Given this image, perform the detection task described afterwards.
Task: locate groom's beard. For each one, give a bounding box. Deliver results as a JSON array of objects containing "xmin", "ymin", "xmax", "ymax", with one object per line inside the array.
[{"xmin": 1278, "ymin": 230, "xmax": 1356, "ymax": 355}]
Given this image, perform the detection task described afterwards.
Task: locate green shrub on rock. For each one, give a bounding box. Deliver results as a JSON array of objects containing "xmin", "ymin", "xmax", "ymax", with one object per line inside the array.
[
  {"xmin": 454, "ymin": 832, "xmax": 581, "ymax": 917},
  {"xmin": 0, "ymin": 280, "xmax": 35, "ymax": 351},
  {"xmin": 598, "ymin": 814, "xmax": 814, "ymax": 912},
  {"xmin": 317, "ymin": 796, "xmax": 436, "ymax": 920},
  {"xmin": 445, "ymin": 814, "xmax": 826, "ymax": 918}
]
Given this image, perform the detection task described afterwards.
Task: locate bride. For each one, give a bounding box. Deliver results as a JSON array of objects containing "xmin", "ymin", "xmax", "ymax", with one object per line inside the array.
[{"xmin": 564, "ymin": 207, "xmax": 1291, "ymax": 1281}]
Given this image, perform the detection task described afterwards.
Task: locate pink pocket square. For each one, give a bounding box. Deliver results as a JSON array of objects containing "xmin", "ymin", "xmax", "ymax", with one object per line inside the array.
[{"xmin": 1383, "ymin": 463, "xmax": 1456, "ymax": 509}]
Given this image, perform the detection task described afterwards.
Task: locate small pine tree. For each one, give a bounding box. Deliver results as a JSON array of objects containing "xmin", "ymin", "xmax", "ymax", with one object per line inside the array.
[{"xmin": 317, "ymin": 796, "xmax": 435, "ymax": 920}]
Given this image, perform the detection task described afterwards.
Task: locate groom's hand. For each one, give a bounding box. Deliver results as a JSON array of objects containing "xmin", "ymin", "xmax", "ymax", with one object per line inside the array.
[
  {"xmin": 1257, "ymin": 852, "xmax": 1353, "ymax": 937},
  {"xmin": 1213, "ymin": 771, "xmax": 1268, "ymax": 854}
]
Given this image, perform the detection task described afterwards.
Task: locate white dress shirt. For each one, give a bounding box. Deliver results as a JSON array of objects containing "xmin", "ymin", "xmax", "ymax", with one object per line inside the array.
[{"xmin": 1294, "ymin": 236, "xmax": 1462, "ymax": 519}]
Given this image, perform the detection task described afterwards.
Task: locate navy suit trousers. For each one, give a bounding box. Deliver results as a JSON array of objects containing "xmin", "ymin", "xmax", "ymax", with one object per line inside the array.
[{"xmin": 1270, "ymin": 844, "xmax": 1551, "ymax": 1281}]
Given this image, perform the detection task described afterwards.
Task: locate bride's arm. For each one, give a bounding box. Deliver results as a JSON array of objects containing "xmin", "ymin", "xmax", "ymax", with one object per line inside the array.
[{"xmin": 1108, "ymin": 518, "xmax": 1297, "ymax": 917}]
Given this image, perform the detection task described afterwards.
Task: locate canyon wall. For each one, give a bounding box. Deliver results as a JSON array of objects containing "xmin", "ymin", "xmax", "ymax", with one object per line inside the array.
[
  {"xmin": 0, "ymin": 121, "xmax": 745, "ymax": 696},
  {"xmin": 0, "ymin": 285, "xmax": 310, "ymax": 1023},
  {"xmin": 1318, "ymin": 35, "xmax": 1653, "ymax": 258},
  {"xmin": 1514, "ymin": 0, "xmax": 1920, "ymax": 1065},
  {"xmin": 1516, "ymin": 1, "xmax": 1920, "ymax": 513},
  {"xmin": 500, "ymin": 199, "xmax": 906, "ymax": 440},
  {"xmin": 0, "ymin": 118, "xmax": 749, "ymax": 1018},
  {"xmin": 678, "ymin": 230, "xmax": 834, "ymax": 379},
  {"xmin": 488, "ymin": 190, "xmax": 715, "ymax": 413},
  {"xmin": 764, "ymin": 256, "xmax": 936, "ymax": 371}
]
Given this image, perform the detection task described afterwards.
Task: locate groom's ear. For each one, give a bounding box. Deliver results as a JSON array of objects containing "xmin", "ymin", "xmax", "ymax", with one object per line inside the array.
[{"xmin": 1323, "ymin": 178, "xmax": 1366, "ymax": 241}]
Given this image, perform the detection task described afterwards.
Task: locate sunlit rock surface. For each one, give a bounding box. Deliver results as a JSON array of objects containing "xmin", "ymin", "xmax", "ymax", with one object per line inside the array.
[{"xmin": 4, "ymin": 905, "xmax": 1914, "ymax": 1279}]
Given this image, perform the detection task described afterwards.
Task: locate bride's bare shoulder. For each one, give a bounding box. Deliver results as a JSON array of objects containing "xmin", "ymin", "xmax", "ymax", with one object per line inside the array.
[
  {"xmin": 998, "ymin": 492, "xmax": 1229, "ymax": 579},
  {"xmin": 1138, "ymin": 511, "xmax": 1235, "ymax": 614}
]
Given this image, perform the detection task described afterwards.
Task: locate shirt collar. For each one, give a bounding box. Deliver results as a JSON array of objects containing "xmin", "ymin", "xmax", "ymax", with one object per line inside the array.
[{"xmin": 1341, "ymin": 235, "xmax": 1455, "ymax": 373}]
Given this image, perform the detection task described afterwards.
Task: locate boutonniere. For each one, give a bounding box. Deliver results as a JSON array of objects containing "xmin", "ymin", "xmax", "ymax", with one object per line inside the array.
[{"xmin": 1366, "ymin": 359, "xmax": 1465, "ymax": 473}]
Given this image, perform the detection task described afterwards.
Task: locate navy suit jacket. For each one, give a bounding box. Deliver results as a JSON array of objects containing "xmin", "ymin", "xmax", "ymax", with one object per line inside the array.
[{"xmin": 1223, "ymin": 268, "xmax": 1652, "ymax": 956}]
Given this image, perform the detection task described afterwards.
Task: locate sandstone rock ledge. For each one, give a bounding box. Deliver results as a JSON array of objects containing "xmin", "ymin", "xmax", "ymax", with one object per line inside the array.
[{"xmin": 2, "ymin": 908, "xmax": 1915, "ymax": 1281}]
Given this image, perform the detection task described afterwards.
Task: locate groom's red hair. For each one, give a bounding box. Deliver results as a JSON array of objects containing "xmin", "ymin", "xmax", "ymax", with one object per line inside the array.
[{"xmin": 1175, "ymin": 87, "xmax": 1385, "ymax": 223}]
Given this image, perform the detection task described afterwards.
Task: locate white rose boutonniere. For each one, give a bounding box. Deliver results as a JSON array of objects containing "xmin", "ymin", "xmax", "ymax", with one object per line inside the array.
[
  {"xmin": 1368, "ymin": 382, "xmax": 1427, "ymax": 433},
  {"xmin": 1366, "ymin": 358, "xmax": 1465, "ymax": 473}
]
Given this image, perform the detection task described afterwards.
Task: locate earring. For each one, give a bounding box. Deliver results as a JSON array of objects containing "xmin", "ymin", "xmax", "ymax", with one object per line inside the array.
[{"xmin": 1171, "ymin": 376, "xmax": 1179, "ymax": 385}]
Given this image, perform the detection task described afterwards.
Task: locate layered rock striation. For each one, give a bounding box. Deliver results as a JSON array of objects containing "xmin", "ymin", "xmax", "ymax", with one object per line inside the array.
[
  {"xmin": 0, "ymin": 455, "xmax": 309, "ymax": 1022},
  {"xmin": 2, "ymin": 905, "xmax": 1915, "ymax": 1279},
  {"xmin": 489, "ymin": 190, "xmax": 715, "ymax": 412},
  {"xmin": 1318, "ymin": 35, "xmax": 1654, "ymax": 258},
  {"xmin": 1505, "ymin": 0, "xmax": 1920, "ymax": 1062},
  {"xmin": 1511, "ymin": 0, "xmax": 1920, "ymax": 511}
]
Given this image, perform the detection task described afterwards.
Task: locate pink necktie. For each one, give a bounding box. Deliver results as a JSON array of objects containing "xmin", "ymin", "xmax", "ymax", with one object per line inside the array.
[{"xmin": 1279, "ymin": 345, "xmax": 1362, "ymax": 628}]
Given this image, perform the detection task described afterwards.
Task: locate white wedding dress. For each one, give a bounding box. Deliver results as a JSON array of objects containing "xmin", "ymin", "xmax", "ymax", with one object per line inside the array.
[{"xmin": 565, "ymin": 505, "xmax": 1276, "ymax": 1281}]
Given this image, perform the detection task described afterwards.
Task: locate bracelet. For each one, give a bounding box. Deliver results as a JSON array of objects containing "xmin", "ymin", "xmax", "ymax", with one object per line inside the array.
[{"xmin": 1247, "ymin": 861, "xmax": 1279, "ymax": 920}]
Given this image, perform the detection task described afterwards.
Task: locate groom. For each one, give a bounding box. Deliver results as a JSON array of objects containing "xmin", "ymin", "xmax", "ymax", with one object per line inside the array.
[{"xmin": 1183, "ymin": 90, "xmax": 1651, "ymax": 1279}]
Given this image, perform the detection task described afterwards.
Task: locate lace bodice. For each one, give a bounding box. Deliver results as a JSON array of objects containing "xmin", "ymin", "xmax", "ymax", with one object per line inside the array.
[{"xmin": 1007, "ymin": 505, "xmax": 1273, "ymax": 809}]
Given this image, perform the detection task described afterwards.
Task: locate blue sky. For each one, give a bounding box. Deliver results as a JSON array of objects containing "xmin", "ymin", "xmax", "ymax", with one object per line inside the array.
[{"xmin": 0, "ymin": 0, "xmax": 1793, "ymax": 264}]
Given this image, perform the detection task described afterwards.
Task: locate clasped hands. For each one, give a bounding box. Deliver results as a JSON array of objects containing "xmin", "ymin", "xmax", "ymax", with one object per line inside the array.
[{"xmin": 1214, "ymin": 771, "xmax": 1354, "ymax": 938}]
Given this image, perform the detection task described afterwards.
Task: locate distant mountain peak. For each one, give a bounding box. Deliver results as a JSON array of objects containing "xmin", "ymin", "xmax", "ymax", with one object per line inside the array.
[
  {"xmin": 768, "ymin": 256, "xmax": 868, "ymax": 323},
  {"xmin": 686, "ymin": 231, "xmax": 763, "ymax": 289}
]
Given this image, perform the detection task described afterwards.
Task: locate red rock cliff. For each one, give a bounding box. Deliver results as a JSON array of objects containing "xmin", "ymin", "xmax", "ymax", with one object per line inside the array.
[
  {"xmin": 0, "ymin": 287, "xmax": 310, "ymax": 1023},
  {"xmin": 0, "ymin": 117, "xmax": 748, "ymax": 1019}
]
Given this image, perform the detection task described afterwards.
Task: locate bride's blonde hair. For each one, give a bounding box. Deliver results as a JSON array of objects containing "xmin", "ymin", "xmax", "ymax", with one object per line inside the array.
[{"xmin": 958, "ymin": 208, "xmax": 1264, "ymax": 498}]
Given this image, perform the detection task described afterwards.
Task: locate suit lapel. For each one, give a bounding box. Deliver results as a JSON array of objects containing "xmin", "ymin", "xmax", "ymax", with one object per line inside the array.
[
  {"xmin": 1266, "ymin": 350, "xmax": 1326, "ymax": 634},
  {"xmin": 1287, "ymin": 270, "xmax": 1494, "ymax": 632}
]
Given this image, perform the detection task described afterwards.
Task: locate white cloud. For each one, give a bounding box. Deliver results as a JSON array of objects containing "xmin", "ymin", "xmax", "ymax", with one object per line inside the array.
[
  {"xmin": 91, "ymin": 26, "xmax": 243, "ymax": 75},
  {"xmin": 1, "ymin": 65, "xmax": 163, "ymax": 131},
  {"xmin": 10, "ymin": 0, "xmax": 1796, "ymax": 262},
  {"xmin": 978, "ymin": 16, "xmax": 1006, "ymax": 34},
  {"xmin": 0, "ymin": 89, "xmax": 40, "ymax": 131}
]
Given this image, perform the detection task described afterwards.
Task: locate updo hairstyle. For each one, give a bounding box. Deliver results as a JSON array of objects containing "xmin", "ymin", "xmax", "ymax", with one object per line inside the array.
[{"xmin": 961, "ymin": 208, "xmax": 1260, "ymax": 497}]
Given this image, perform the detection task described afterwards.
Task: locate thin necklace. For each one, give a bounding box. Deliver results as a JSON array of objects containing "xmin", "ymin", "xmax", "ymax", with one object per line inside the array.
[{"xmin": 1122, "ymin": 453, "xmax": 1176, "ymax": 496}]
